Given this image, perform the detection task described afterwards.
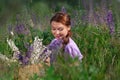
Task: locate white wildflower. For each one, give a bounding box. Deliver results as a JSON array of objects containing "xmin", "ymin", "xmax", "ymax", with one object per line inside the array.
[
  {"xmin": 0, "ymin": 53, "xmax": 9, "ymax": 61},
  {"xmin": 5, "ymin": 36, "xmax": 52, "ymax": 65},
  {"xmin": 30, "ymin": 36, "xmax": 52, "ymax": 64},
  {"xmin": 7, "ymin": 38, "xmax": 20, "ymax": 61},
  {"xmin": 0, "ymin": 52, "xmax": 17, "ymax": 66},
  {"xmin": 12, "ymin": 51, "xmax": 20, "ymax": 61},
  {"xmin": 10, "ymin": 31, "xmax": 14, "ymax": 36},
  {"xmin": 30, "ymin": 36, "xmax": 48, "ymax": 64},
  {"xmin": 7, "ymin": 38, "xmax": 19, "ymax": 51}
]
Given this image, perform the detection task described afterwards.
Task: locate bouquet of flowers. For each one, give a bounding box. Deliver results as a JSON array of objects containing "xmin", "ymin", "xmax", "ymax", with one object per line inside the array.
[{"xmin": 5, "ymin": 36, "xmax": 52, "ymax": 65}]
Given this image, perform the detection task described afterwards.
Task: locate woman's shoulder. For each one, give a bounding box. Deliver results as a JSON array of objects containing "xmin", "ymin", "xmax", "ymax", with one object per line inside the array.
[
  {"xmin": 65, "ymin": 38, "xmax": 83, "ymax": 60},
  {"xmin": 65, "ymin": 38, "xmax": 81, "ymax": 54},
  {"xmin": 66, "ymin": 38, "xmax": 78, "ymax": 48}
]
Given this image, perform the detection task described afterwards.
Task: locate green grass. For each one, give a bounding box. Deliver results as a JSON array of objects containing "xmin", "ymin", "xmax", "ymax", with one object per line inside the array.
[
  {"xmin": 0, "ymin": 1, "xmax": 120, "ymax": 80},
  {"xmin": 44, "ymin": 26, "xmax": 120, "ymax": 80},
  {"xmin": 0, "ymin": 61, "xmax": 19, "ymax": 80},
  {"xmin": 0, "ymin": 25, "xmax": 120, "ymax": 80}
]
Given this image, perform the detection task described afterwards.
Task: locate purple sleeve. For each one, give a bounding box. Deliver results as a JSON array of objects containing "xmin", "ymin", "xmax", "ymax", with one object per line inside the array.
[
  {"xmin": 65, "ymin": 46, "xmax": 83, "ymax": 60},
  {"xmin": 64, "ymin": 39, "xmax": 83, "ymax": 60}
]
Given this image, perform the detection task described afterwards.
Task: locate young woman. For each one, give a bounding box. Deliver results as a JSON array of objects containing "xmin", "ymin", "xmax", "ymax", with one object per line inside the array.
[
  {"xmin": 5, "ymin": 12, "xmax": 83, "ymax": 66},
  {"xmin": 46, "ymin": 12, "xmax": 83, "ymax": 63}
]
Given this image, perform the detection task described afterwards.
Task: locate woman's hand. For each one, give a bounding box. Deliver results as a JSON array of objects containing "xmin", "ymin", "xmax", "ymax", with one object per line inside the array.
[{"xmin": 44, "ymin": 57, "xmax": 50, "ymax": 66}]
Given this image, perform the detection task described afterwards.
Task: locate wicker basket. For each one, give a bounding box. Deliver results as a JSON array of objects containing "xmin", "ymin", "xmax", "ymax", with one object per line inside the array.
[{"xmin": 18, "ymin": 64, "xmax": 44, "ymax": 80}]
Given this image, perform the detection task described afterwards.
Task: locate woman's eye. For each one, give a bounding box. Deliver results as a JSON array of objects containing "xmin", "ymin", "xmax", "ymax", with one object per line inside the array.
[
  {"xmin": 52, "ymin": 28, "xmax": 56, "ymax": 30},
  {"xmin": 58, "ymin": 28, "xmax": 63, "ymax": 31}
]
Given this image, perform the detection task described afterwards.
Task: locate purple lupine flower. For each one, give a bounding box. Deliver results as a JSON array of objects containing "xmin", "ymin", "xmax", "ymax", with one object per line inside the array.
[
  {"xmin": 106, "ymin": 10, "xmax": 115, "ymax": 35},
  {"xmin": 94, "ymin": 11, "xmax": 101, "ymax": 25},
  {"xmin": 25, "ymin": 45, "xmax": 33, "ymax": 58},
  {"xmin": 13, "ymin": 51, "xmax": 21, "ymax": 60},
  {"xmin": 21, "ymin": 57, "xmax": 29, "ymax": 65},
  {"xmin": 14, "ymin": 24, "xmax": 29, "ymax": 35},
  {"xmin": 14, "ymin": 24, "xmax": 25, "ymax": 34},
  {"xmin": 47, "ymin": 39, "xmax": 63, "ymax": 63},
  {"xmin": 107, "ymin": 10, "xmax": 113, "ymax": 23},
  {"xmin": 42, "ymin": 48, "xmax": 48, "ymax": 53},
  {"xmin": 18, "ymin": 54, "xmax": 29, "ymax": 65},
  {"xmin": 48, "ymin": 39, "xmax": 63, "ymax": 50},
  {"xmin": 18, "ymin": 54, "xmax": 23, "ymax": 62},
  {"xmin": 38, "ymin": 39, "xmax": 63, "ymax": 63},
  {"xmin": 61, "ymin": 6, "xmax": 67, "ymax": 13},
  {"xmin": 39, "ymin": 48, "xmax": 48, "ymax": 60},
  {"xmin": 17, "ymin": 45, "xmax": 33, "ymax": 65}
]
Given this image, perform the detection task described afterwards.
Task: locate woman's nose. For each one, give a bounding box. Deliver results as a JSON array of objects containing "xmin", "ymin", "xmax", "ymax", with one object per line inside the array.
[{"xmin": 56, "ymin": 30, "xmax": 59, "ymax": 35}]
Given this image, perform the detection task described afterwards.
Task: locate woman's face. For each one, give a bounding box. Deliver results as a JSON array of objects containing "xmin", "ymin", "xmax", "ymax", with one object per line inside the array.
[{"xmin": 51, "ymin": 21, "xmax": 70, "ymax": 39}]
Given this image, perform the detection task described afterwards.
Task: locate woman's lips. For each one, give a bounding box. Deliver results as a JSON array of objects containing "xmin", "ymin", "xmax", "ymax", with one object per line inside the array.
[{"xmin": 56, "ymin": 35, "xmax": 61, "ymax": 39}]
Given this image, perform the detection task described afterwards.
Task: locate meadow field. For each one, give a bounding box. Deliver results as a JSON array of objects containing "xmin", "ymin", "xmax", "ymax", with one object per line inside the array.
[{"xmin": 0, "ymin": 0, "xmax": 120, "ymax": 80}]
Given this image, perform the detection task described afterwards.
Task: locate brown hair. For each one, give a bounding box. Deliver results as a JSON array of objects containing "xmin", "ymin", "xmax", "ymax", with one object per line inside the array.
[{"xmin": 50, "ymin": 12, "xmax": 72, "ymax": 45}]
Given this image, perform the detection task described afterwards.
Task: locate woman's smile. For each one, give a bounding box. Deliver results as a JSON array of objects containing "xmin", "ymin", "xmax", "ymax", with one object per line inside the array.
[{"xmin": 51, "ymin": 21, "xmax": 70, "ymax": 39}]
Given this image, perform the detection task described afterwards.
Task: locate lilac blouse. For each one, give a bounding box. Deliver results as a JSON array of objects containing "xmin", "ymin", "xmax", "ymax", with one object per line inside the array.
[{"xmin": 48, "ymin": 38, "xmax": 83, "ymax": 60}]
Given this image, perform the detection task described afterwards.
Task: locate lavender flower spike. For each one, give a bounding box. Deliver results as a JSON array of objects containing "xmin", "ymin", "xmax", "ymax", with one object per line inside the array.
[
  {"xmin": 61, "ymin": 6, "xmax": 67, "ymax": 13},
  {"xmin": 106, "ymin": 10, "xmax": 115, "ymax": 35}
]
